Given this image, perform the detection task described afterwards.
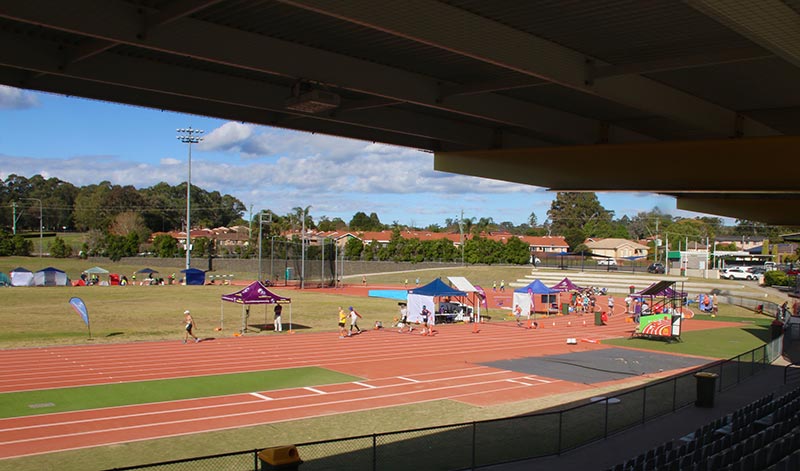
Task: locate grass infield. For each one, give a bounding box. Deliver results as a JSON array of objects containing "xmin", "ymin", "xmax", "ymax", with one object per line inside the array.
[{"xmin": 0, "ymin": 366, "xmax": 360, "ymax": 419}]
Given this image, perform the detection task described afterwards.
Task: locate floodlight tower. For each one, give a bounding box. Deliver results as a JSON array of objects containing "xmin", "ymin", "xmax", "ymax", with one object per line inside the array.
[{"xmin": 177, "ymin": 127, "xmax": 204, "ymax": 271}]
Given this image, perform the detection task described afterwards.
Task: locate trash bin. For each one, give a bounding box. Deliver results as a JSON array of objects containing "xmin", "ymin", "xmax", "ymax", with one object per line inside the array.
[
  {"xmin": 771, "ymin": 320, "xmax": 784, "ymax": 340},
  {"xmin": 629, "ymin": 285, "xmax": 635, "ymax": 294},
  {"xmin": 594, "ymin": 311, "xmax": 603, "ymax": 326},
  {"xmin": 561, "ymin": 303, "xmax": 569, "ymax": 315},
  {"xmin": 258, "ymin": 445, "xmax": 302, "ymax": 470},
  {"xmin": 694, "ymin": 372, "xmax": 718, "ymax": 408}
]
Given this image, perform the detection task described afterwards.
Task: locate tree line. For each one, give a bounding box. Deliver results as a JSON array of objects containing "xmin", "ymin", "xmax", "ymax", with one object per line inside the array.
[{"xmin": 1, "ymin": 174, "xmax": 796, "ymax": 261}]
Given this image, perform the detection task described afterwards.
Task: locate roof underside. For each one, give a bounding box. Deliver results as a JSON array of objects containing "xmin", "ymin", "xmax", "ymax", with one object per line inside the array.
[{"xmin": 0, "ymin": 0, "xmax": 798, "ymax": 224}]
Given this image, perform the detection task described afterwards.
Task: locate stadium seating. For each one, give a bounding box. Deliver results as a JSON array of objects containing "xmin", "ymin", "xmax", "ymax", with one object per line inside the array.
[{"xmin": 605, "ymin": 386, "xmax": 800, "ymax": 471}]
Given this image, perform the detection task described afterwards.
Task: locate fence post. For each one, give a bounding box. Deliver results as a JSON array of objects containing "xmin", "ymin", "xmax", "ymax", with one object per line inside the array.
[
  {"xmin": 718, "ymin": 362, "xmax": 724, "ymax": 392},
  {"xmin": 557, "ymin": 412, "xmax": 563, "ymax": 454},
  {"xmin": 604, "ymin": 398, "xmax": 609, "ymax": 438},
  {"xmin": 472, "ymin": 421, "xmax": 477, "ymax": 470},
  {"xmin": 373, "ymin": 433, "xmax": 377, "ymax": 471},
  {"xmin": 254, "ymin": 449, "xmax": 259, "ymax": 471},
  {"xmin": 672, "ymin": 377, "xmax": 677, "ymax": 412},
  {"xmin": 737, "ymin": 355, "xmax": 742, "ymax": 385},
  {"xmin": 642, "ymin": 386, "xmax": 647, "ymax": 424}
]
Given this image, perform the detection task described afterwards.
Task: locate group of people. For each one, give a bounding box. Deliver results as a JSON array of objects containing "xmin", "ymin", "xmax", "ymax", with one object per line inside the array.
[
  {"xmin": 182, "ymin": 301, "xmax": 284, "ymax": 343},
  {"xmin": 569, "ymin": 289, "xmax": 612, "ymax": 314},
  {"xmin": 338, "ymin": 306, "xmax": 362, "ymax": 338},
  {"xmin": 492, "ymin": 280, "xmax": 506, "ymax": 292},
  {"xmin": 395, "ymin": 303, "xmax": 436, "ymax": 335}
]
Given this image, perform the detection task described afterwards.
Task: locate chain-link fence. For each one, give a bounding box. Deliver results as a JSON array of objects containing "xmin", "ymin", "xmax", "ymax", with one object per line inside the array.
[{"xmin": 108, "ymin": 338, "xmax": 783, "ymax": 471}]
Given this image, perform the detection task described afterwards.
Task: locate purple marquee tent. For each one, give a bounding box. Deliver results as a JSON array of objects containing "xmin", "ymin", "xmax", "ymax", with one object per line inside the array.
[
  {"xmin": 549, "ymin": 277, "xmax": 584, "ymax": 292},
  {"xmin": 221, "ymin": 281, "xmax": 291, "ymax": 333}
]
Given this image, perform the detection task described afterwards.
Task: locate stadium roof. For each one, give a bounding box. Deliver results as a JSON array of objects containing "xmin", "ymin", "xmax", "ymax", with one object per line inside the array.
[{"xmin": 1, "ymin": 1, "xmax": 798, "ymax": 224}]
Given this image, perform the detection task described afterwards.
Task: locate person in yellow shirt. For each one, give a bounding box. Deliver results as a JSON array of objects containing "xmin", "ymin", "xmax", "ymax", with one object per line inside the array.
[{"xmin": 338, "ymin": 306, "xmax": 348, "ymax": 339}]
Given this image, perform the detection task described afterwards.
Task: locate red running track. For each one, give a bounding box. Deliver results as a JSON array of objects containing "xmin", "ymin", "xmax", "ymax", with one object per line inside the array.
[{"xmin": 0, "ymin": 314, "xmax": 734, "ymax": 459}]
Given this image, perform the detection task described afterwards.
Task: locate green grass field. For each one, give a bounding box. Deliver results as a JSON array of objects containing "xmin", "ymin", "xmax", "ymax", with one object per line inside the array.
[{"xmin": 0, "ymin": 367, "xmax": 359, "ymax": 419}]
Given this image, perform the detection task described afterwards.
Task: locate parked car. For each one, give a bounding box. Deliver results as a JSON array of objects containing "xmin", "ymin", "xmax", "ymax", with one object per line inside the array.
[
  {"xmin": 647, "ymin": 263, "xmax": 665, "ymax": 274},
  {"xmin": 720, "ymin": 267, "xmax": 757, "ymax": 281},
  {"xmin": 597, "ymin": 259, "xmax": 617, "ymax": 266}
]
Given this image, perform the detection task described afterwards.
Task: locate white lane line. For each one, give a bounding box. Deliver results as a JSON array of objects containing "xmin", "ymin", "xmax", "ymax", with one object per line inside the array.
[
  {"xmin": 0, "ymin": 375, "xmax": 544, "ymax": 447},
  {"xmin": 304, "ymin": 387, "xmax": 326, "ymax": 395},
  {"xmin": 397, "ymin": 376, "xmax": 420, "ymax": 383},
  {"xmin": 250, "ymin": 392, "xmax": 273, "ymax": 401},
  {"xmin": 523, "ymin": 376, "xmax": 553, "ymax": 384},
  {"xmin": 506, "ymin": 379, "xmax": 534, "ymax": 386},
  {"xmin": 353, "ymin": 382, "xmax": 376, "ymax": 389},
  {"xmin": 1, "ymin": 371, "xmax": 510, "ymax": 433}
]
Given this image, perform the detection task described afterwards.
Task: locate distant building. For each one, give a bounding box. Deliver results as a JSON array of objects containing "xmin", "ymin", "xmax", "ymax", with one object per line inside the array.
[
  {"xmin": 584, "ymin": 238, "xmax": 649, "ymax": 260},
  {"xmin": 714, "ymin": 235, "xmax": 767, "ymax": 252}
]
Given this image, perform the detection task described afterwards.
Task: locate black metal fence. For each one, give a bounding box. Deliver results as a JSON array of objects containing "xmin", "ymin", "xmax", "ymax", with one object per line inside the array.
[{"xmin": 108, "ymin": 338, "xmax": 783, "ymax": 471}]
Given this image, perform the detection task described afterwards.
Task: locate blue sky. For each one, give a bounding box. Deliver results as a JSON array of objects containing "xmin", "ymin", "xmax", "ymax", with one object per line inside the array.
[{"xmin": 0, "ymin": 85, "xmax": 697, "ymax": 228}]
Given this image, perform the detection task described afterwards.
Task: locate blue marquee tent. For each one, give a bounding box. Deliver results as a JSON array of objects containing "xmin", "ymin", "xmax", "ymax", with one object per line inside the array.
[
  {"xmin": 181, "ymin": 268, "xmax": 206, "ymax": 286},
  {"xmin": 513, "ymin": 279, "xmax": 559, "ymax": 315},
  {"xmin": 407, "ymin": 278, "xmax": 467, "ymax": 324}
]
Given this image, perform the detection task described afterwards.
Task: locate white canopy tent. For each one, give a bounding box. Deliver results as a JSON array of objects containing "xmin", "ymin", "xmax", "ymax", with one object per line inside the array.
[{"xmin": 447, "ymin": 276, "xmax": 483, "ymax": 322}]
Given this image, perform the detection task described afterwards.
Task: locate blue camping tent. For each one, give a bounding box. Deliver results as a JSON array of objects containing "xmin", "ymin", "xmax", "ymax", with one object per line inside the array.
[
  {"xmin": 181, "ymin": 268, "xmax": 206, "ymax": 286},
  {"xmin": 513, "ymin": 279, "xmax": 559, "ymax": 314},
  {"xmin": 407, "ymin": 278, "xmax": 467, "ymax": 324},
  {"xmin": 408, "ymin": 278, "xmax": 467, "ymax": 297}
]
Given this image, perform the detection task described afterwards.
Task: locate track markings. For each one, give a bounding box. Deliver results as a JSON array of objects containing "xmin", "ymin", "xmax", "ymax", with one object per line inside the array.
[
  {"xmin": 523, "ymin": 376, "xmax": 553, "ymax": 384},
  {"xmin": 353, "ymin": 381, "xmax": 376, "ymax": 389},
  {"xmin": 506, "ymin": 379, "xmax": 535, "ymax": 386},
  {"xmin": 250, "ymin": 392, "xmax": 273, "ymax": 401},
  {"xmin": 303, "ymin": 387, "xmax": 326, "ymax": 395},
  {"xmin": 397, "ymin": 376, "xmax": 420, "ymax": 383}
]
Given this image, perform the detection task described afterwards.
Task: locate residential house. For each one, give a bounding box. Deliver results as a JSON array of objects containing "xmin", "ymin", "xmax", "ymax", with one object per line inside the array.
[{"xmin": 584, "ymin": 238, "xmax": 649, "ymax": 260}]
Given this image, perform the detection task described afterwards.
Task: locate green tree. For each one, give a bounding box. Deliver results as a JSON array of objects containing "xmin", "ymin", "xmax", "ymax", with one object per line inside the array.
[
  {"xmin": 547, "ymin": 192, "xmax": 612, "ymax": 238},
  {"xmin": 563, "ymin": 227, "xmax": 586, "ymax": 251},
  {"xmin": 344, "ymin": 236, "xmax": 363, "ymax": 259},
  {"xmin": 153, "ymin": 234, "xmax": 179, "ymax": 258},
  {"xmin": 502, "ymin": 236, "xmax": 531, "ymax": 264},
  {"xmin": 49, "ymin": 236, "xmax": 72, "ymax": 258},
  {"xmin": 0, "ymin": 230, "xmax": 32, "ymax": 256},
  {"xmin": 349, "ymin": 212, "xmax": 372, "ymax": 231}
]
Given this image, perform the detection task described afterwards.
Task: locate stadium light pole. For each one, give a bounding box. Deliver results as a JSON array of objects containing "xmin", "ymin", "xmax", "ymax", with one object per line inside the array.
[
  {"xmin": 301, "ymin": 206, "xmax": 311, "ymax": 289},
  {"xmin": 257, "ymin": 210, "xmax": 272, "ymax": 281},
  {"xmin": 22, "ymin": 198, "xmax": 42, "ymax": 257},
  {"xmin": 177, "ymin": 127, "xmax": 203, "ymax": 271}
]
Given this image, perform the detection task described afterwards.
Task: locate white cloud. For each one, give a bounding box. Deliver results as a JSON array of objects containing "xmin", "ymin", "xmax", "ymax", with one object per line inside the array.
[
  {"xmin": 197, "ymin": 122, "xmax": 253, "ymax": 153},
  {"xmin": 0, "ymin": 85, "xmax": 39, "ymax": 110}
]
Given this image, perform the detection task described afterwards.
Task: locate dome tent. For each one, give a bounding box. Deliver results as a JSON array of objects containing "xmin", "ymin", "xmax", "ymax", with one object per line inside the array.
[
  {"xmin": 10, "ymin": 267, "xmax": 34, "ymax": 286},
  {"xmin": 34, "ymin": 267, "xmax": 69, "ymax": 286}
]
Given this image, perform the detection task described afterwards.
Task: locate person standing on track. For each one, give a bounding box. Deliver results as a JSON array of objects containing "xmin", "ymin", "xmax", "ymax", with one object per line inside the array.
[
  {"xmin": 398, "ymin": 303, "xmax": 410, "ymax": 333},
  {"xmin": 607, "ymin": 295, "xmax": 615, "ymax": 315},
  {"xmin": 348, "ymin": 306, "xmax": 362, "ymax": 335},
  {"xmin": 420, "ymin": 305, "xmax": 431, "ymax": 335},
  {"xmin": 183, "ymin": 310, "xmax": 199, "ymax": 343},
  {"xmin": 274, "ymin": 303, "xmax": 283, "ymax": 332},
  {"xmin": 338, "ymin": 306, "xmax": 348, "ymax": 339}
]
